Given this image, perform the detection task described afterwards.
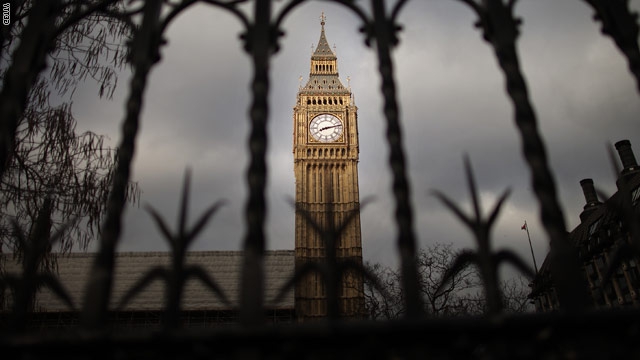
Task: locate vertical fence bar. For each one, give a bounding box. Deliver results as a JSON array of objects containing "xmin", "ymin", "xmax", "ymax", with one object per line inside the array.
[
  {"xmin": 478, "ymin": 0, "xmax": 590, "ymax": 310},
  {"xmin": 370, "ymin": 0, "xmax": 423, "ymax": 318},
  {"xmin": 240, "ymin": 0, "xmax": 272, "ymax": 327},
  {"xmin": 10, "ymin": 199, "xmax": 53, "ymax": 331},
  {"xmin": 82, "ymin": 0, "xmax": 163, "ymax": 329},
  {"xmin": 582, "ymin": 1, "xmax": 640, "ymax": 93}
]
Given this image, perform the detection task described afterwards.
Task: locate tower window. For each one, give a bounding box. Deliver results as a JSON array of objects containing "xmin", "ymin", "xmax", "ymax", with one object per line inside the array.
[{"xmin": 307, "ymin": 99, "xmax": 311, "ymax": 105}]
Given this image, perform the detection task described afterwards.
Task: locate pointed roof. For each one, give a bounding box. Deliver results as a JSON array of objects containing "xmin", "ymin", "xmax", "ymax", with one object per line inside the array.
[
  {"xmin": 299, "ymin": 14, "xmax": 349, "ymax": 95},
  {"xmin": 312, "ymin": 13, "xmax": 336, "ymax": 60}
]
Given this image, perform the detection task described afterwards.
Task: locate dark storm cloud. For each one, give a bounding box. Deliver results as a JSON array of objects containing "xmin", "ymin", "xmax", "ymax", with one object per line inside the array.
[{"xmin": 75, "ymin": 1, "xmax": 640, "ymax": 273}]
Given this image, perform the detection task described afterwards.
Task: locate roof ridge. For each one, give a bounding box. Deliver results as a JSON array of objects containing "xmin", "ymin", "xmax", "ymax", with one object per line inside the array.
[{"xmin": 16, "ymin": 249, "xmax": 297, "ymax": 258}]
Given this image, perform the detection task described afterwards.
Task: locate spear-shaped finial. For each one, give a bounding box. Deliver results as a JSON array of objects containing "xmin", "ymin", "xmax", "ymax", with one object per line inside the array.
[{"xmin": 320, "ymin": 12, "xmax": 326, "ymax": 27}]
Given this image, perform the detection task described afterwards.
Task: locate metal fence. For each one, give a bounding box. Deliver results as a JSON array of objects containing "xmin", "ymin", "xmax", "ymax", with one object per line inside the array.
[{"xmin": 1, "ymin": 0, "xmax": 640, "ymax": 358}]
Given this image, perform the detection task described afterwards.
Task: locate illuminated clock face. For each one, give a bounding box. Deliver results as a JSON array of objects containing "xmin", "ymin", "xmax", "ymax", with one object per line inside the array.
[{"xmin": 309, "ymin": 114, "xmax": 343, "ymax": 142}]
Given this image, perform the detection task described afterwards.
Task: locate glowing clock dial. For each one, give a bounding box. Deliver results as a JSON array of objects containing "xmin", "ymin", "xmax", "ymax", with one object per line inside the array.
[{"xmin": 309, "ymin": 114, "xmax": 343, "ymax": 143}]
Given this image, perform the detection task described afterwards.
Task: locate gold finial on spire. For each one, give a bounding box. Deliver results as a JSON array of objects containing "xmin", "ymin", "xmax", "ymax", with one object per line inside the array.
[{"xmin": 320, "ymin": 12, "xmax": 326, "ymax": 27}]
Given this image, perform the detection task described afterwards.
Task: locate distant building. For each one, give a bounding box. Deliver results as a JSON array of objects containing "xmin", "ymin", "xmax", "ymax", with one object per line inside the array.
[
  {"xmin": 529, "ymin": 140, "xmax": 640, "ymax": 311},
  {"xmin": 1, "ymin": 17, "xmax": 365, "ymax": 327},
  {"xmin": 292, "ymin": 14, "xmax": 365, "ymax": 320},
  {"xmin": 2, "ymin": 251, "xmax": 295, "ymax": 329}
]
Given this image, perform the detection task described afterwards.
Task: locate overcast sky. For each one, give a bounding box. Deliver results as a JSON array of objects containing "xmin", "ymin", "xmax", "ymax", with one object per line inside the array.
[{"xmin": 67, "ymin": 1, "xmax": 640, "ymax": 273}]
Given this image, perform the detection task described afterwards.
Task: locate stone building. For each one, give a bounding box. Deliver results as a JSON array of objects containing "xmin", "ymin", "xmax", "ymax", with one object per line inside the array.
[
  {"xmin": 1, "ymin": 17, "xmax": 365, "ymax": 327},
  {"xmin": 529, "ymin": 140, "xmax": 640, "ymax": 311},
  {"xmin": 292, "ymin": 14, "xmax": 365, "ymax": 320},
  {"xmin": 2, "ymin": 251, "xmax": 295, "ymax": 328}
]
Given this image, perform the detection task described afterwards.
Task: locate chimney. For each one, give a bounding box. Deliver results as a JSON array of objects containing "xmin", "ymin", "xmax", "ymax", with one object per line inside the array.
[
  {"xmin": 579, "ymin": 178, "xmax": 601, "ymax": 222},
  {"xmin": 615, "ymin": 140, "xmax": 639, "ymax": 187}
]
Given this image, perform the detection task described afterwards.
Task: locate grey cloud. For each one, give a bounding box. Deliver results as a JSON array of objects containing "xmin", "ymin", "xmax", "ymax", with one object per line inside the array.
[{"xmin": 66, "ymin": 1, "xmax": 640, "ymax": 274}]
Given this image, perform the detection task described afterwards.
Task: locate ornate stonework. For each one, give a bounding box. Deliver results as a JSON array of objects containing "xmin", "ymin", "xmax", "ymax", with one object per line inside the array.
[{"xmin": 293, "ymin": 16, "xmax": 365, "ymax": 320}]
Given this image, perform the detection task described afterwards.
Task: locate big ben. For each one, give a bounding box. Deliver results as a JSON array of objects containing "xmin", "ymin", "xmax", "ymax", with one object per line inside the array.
[{"xmin": 293, "ymin": 15, "xmax": 364, "ymax": 320}]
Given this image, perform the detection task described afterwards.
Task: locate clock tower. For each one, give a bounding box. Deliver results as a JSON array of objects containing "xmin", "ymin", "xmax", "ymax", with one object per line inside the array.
[{"xmin": 293, "ymin": 15, "xmax": 364, "ymax": 320}]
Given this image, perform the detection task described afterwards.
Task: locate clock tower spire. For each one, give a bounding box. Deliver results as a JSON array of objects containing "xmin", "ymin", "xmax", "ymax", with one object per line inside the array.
[{"xmin": 293, "ymin": 16, "xmax": 364, "ymax": 321}]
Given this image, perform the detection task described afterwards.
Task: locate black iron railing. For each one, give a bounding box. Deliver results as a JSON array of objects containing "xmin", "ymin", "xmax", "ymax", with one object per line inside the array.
[{"xmin": 1, "ymin": 0, "xmax": 640, "ymax": 358}]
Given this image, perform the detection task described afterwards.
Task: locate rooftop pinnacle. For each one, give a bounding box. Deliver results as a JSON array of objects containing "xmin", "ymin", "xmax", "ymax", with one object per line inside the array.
[{"xmin": 312, "ymin": 12, "xmax": 335, "ymax": 59}]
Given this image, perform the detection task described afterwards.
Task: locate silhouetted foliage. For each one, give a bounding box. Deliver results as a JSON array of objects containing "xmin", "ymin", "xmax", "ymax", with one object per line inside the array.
[
  {"xmin": 364, "ymin": 243, "xmax": 531, "ymax": 319},
  {"xmin": 0, "ymin": 1, "xmax": 137, "ymax": 311},
  {"xmin": 0, "ymin": 0, "xmax": 136, "ymax": 256}
]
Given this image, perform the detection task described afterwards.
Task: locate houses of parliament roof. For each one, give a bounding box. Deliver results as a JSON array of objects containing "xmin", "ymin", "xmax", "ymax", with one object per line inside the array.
[{"xmin": 2, "ymin": 250, "xmax": 295, "ymax": 312}]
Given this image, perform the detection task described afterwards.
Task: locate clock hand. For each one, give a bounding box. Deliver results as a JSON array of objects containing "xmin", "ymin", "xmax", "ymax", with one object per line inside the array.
[{"xmin": 319, "ymin": 124, "xmax": 342, "ymax": 131}]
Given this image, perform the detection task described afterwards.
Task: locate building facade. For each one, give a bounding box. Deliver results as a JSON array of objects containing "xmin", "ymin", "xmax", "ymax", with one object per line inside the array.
[
  {"xmin": 1, "ymin": 16, "xmax": 366, "ymax": 327},
  {"xmin": 292, "ymin": 16, "xmax": 365, "ymax": 320},
  {"xmin": 1, "ymin": 251, "xmax": 296, "ymax": 329},
  {"xmin": 529, "ymin": 140, "xmax": 640, "ymax": 311}
]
